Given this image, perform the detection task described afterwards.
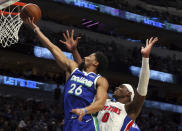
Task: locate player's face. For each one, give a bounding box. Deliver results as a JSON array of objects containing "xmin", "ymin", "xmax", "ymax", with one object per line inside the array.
[
  {"xmin": 113, "ymin": 85, "xmax": 129, "ymax": 99},
  {"xmin": 84, "ymin": 53, "xmax": 98, "ymax": 68}
]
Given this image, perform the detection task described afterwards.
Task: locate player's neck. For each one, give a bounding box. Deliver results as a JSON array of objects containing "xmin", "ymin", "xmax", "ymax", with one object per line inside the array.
[
  {"xmin": 84, "ymin": 66, "xmax": 97, "ymax": 74},
  {"xmin": 117, "ymin": 98, "xmax": 129, "ymax": 104}
]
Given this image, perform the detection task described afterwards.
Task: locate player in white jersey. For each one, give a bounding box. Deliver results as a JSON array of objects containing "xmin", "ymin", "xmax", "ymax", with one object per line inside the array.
[
  {"xmin": 64, "ymin": 34, "xmax": 158, "ymax": 131},
  {"xmin": 97, "ymin": 37, "xmax": 158, "ymax": 131}
]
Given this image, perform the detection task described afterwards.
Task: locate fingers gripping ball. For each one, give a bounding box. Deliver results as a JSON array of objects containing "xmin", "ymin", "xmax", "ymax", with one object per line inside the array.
[{"xmin": 20, "ymin": 3, "xmax": 42, "ymax": 23}]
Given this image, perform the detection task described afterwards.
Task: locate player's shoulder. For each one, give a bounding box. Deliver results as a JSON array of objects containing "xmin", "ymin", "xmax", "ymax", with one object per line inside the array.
[
  {"xmin": 96, "ymin": 77, "xmax": 109, "ymax": 90},
  {"xmin": 97, "ymin": 76, "xmax": 108, "ymax": 83}
]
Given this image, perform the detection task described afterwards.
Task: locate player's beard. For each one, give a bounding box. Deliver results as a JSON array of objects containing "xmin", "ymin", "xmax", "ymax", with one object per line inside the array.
[{"xmin": 78, "ymin": 61, "xmax": 85, "ymax": 71}]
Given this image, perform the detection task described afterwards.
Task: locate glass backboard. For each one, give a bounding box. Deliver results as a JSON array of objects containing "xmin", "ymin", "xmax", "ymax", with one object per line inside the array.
[{"xmin": 0, "ymin": 0, "xmax": 19, "ymax": 10}]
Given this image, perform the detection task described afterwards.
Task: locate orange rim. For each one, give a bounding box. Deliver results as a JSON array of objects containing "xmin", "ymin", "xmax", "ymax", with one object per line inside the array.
[
  {"xmin": 0, "ymin": 10, "xmax": 19, "ymax": 15},
  {"xmin": 13, "ymin": 2, "xmax": 26, "ymax": 6},
  {"xmin": 0, "ymin": 2, "xmax": 26, "ymax": 15}
]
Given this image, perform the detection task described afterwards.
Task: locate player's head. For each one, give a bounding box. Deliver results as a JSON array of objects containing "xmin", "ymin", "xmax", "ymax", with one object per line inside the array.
[
  {"xmin": 79, "ymin": 51, "xmax": 108, "ymax": 73},
  {"xmin": 113, "ymin": 84, "xmax": 134, "ymax": 102}
]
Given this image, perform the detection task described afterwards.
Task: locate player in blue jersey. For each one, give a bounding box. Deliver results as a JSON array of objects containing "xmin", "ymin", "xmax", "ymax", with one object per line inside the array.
[
  {"xmin": 65, "ymin": 33, "xmax": 158, "ymax": 130},
  {"xmin": 25, "ymin": 18, "xmax": 109, "ymax": 131}
]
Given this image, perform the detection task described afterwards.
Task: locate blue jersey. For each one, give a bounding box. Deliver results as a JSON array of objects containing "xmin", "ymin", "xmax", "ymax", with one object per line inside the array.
[
  {"xmin": 64, "ymin": 68, "xmax": 101, "ymax": 131},
  {"xmin": 129, "ymin": 122, "xmax": 140, "ymax": 131}
]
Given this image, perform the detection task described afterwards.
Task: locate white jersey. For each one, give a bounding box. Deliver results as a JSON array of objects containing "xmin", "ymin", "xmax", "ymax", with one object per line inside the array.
[{"xmin": 97, "ymin": 99, "xmax": 134, "ymax": 131}]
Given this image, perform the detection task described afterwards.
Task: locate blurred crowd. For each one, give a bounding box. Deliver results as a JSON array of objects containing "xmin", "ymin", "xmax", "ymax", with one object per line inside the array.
[
  {"xmin": 137, "ymin": 109, "xmax": 180, "ymax": 131},
  {"xmin": 0, "ymin": 95, "xmax": 64, "ymax": 131}
]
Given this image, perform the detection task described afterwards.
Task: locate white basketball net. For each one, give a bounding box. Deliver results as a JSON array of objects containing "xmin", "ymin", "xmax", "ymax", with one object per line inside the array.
[{"xmin": 0, "ymin": 5, "xmax": 23, "ymax": 48}]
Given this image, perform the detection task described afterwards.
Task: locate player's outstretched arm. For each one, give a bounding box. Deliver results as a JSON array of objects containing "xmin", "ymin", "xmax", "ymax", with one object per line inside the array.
[
  {"xmin": 25, "ymin": 17, "xmax": 77, "ymax": 73},
  {"xmin": 59, "ymin": 29, "xmax": 82, "ymax": 65},
  {"xmin": 125, "ymin": 37, "xmax": 158, "ymax": 121},
  {"xmin": 72, "ymin": 77, "xmax": 109, "ymax": 121}
]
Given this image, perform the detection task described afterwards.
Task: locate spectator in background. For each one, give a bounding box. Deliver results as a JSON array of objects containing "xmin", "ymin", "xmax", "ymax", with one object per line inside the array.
[{"xmin": 54, "ymin": 84, "xmax": 61, "ymax": 106}]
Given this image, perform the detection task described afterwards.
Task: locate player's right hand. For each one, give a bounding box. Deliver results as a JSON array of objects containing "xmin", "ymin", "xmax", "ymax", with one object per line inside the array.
[
  {"xmin": 72, "ymin": 108, "xmax": 85, "ymax": 121},
  {"xmin": 59, "ymin": 29, "xmax": 81, "ymax": 52},
  {"xmin": 141, "ymin": 37, "xmax": 158, "ymax": 58}
]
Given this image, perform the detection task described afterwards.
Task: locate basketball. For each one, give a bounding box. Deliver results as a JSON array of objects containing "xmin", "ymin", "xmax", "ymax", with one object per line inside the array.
[{"xmin": 20, "ymin": 3, "xmax": 42, "ymax": 23}]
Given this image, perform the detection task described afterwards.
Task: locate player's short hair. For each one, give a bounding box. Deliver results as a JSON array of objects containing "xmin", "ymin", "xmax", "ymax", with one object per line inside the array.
[{"xmin": 95, "ymin": 51, "xmax": 108, "ymax": 74}]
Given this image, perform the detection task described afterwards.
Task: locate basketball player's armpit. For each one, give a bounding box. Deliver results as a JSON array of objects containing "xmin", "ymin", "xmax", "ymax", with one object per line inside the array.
[
  {"xmin": 126, "ymin": 92, "xmax": 145, "ymax": 120},
  {"xmin": 85, "ymin": 77, "xmax": 109, "ymax": 114}
]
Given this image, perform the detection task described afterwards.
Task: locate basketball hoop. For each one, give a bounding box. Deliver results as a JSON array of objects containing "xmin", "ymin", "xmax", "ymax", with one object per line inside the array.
[{"xmin": 0, "ymin": 1, "xmax": 26, "ymax": 48}]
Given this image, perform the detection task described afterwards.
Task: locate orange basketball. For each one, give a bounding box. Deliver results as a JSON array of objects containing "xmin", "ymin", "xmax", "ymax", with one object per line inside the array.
[{"xmin": 20, "ymin": 3, "xmax": 42, "ymax": 23}]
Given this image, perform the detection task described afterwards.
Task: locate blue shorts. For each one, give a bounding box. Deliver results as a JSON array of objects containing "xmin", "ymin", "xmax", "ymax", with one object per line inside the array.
[{"xmin": 64, "ymin": 115, "xmax": 99, "ymax": 131}]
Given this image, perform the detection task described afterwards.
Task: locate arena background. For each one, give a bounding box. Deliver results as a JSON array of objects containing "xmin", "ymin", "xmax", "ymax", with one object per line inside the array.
[{"xmin": 0, "ymin": 0, "xmax": 182, "ymax": 130}]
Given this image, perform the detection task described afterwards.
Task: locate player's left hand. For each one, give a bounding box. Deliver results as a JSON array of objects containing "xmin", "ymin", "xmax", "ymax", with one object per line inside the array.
[
  {"xmin": 59, "ymin": 29, "xmax": 81, "ymax": 52},
  {"xmin": 24, "ymin": 17, "xmax": 38, "ymax": 30},
  {"xmin": 141, "ymin": 37, "xmax": 158, "ymax": 58},
  {"xmin": 72, "ymin": 108, "xmax": 86, "ymax": 121}
]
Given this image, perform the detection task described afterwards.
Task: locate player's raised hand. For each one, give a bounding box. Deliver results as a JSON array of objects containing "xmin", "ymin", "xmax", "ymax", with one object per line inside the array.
[
  {"xmin": 72, "ymin": 108, "xmax": 86, "ymax": 121},
  {"xmin": 24, "ymin": 17, "xmax": 38, "ymax": 30},
  {"xmin": 141, "ymin": 37, "xmax": 158, "ymax": 58},
  {"xmin": 59, "ymin": 29, "xmax": 81, "ymax": 52}
]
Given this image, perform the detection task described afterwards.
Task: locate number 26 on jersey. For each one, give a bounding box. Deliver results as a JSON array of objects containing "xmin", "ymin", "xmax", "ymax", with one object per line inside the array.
[{"xmin": 68, "ymin": 83, "xmax": 83, "ymax": 96}]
